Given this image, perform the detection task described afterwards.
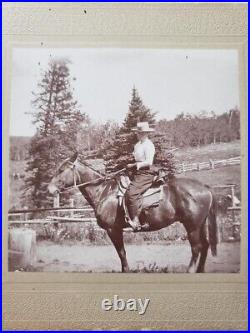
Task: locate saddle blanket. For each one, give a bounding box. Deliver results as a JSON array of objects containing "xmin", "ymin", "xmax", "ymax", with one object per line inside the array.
[{"xmin": 117, "ymin": 175, "xmax": 164, "ymax": 210}]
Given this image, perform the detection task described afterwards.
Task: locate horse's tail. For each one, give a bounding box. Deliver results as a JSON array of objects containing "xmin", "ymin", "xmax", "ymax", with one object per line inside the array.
[{"xmin": 208, "ymin": 192, "xmax": 218, "ymax": 256}]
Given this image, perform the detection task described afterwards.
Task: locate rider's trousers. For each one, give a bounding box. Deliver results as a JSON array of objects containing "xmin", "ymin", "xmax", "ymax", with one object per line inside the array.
[{"xmin": 125, "ymin": 169, "xmax": 155, "ymax": 220}]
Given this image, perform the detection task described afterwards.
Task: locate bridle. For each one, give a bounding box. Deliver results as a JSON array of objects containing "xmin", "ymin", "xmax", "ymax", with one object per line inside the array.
[
  {"xmin": 58, "ymin": 159, "xmax": 105, "ymax": 193},
  {"xmin": 57, "ymin": 159, "xmax": 125, "ymax": 194}
]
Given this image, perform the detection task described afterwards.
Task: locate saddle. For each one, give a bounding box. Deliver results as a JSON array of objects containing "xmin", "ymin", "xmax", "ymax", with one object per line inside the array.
[{"xmin": 117, "ymin": 174, "xmax": 164, "ymax": 212}]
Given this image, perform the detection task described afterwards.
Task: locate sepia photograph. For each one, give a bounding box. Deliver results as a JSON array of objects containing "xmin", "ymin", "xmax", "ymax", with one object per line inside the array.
[{"xmin": 8, "ymin": 47, "xmax": 241, "ymax": 274}]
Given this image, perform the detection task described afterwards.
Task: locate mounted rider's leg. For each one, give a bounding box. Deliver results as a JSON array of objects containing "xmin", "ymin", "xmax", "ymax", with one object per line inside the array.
[
  {"xmin": 125, "ymin": 171, "xmax": 154, "ymax": 231},
  {"xmin": 126, "ymin": 199, "xmax": 142, "ymax": 231}
]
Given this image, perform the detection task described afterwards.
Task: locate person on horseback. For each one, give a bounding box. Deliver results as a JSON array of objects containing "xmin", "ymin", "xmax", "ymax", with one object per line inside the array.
[{"xmin": 125, "ymin": 122, "xmax": 156, "ymax": 231}]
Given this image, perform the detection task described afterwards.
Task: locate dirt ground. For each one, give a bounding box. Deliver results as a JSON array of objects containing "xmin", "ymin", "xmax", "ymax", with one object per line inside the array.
[{"xmin": 30, "ymin": 240, "xmax": 240, "ymax": 273}]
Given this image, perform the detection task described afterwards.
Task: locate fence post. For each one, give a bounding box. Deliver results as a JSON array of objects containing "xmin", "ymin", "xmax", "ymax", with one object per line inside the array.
[
  {"xmin": 230, "ymin": 185, "xmax": 236, "ymax": 225},
  {"xmin": 23, "ymin": 206, "xmax": 28, "ymax": 221},
  {"xmin": 217, "ymin": 221, "xmax": 222, "ymax": 243},
  {"xmin": 53, "ymin": 192, "xmax": 60, "ymax": 216},
  {"xmin": 230, "ymin": 185, "xmax": 236, "ymax": 207},
  {"xmin": 53, "ymin": 193, "xmax": 60, "ymax": 208},
  {"xmin": 209, "ymin": 159, "xmax": 214, "ymax": 169},
  {"xmin": 70, "ymin": 199, "xmax": 74, "ymax": 218}
]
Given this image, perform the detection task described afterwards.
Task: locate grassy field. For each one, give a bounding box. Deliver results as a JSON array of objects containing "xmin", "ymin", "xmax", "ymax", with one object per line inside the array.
[
  {"xmin": 175, "ymin": 140, "xmax": 241, "ymax": 198},
  {"xmin": 178, "ymin": 165, "xmax": 240, "ymax": 197},
  {"xmin": 175, "ymin": 140, "xmax": 240, "ymax": 163}
]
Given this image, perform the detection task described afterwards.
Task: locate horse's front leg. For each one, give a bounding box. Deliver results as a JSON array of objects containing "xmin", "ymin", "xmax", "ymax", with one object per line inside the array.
[{"xmin": 107, "ymin": 226, "xmax": 129, "ymax": 273}]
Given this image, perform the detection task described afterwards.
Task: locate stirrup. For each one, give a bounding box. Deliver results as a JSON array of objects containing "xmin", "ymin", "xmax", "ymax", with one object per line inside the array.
[
  {"xmin": 127, "ymin": 219, "xmax": 141, "ymax": 232},
  {"xmin": 140, "ymin": 223, "xmax": 150, "ymax": 231}
]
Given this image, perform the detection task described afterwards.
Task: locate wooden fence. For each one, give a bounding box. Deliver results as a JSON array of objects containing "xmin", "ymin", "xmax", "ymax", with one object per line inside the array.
[
  {"xmin": 176, "ymin": 156, "xmax": 240, "ymax": 173},
  {"xmin": 8, "ymin": 207, "xmax": 93, "ymax": 223},
  {"xmin": 8, "ymin": 184, "xmax": 240, "ymax": 221},
  {"xmin": 8, "ymin": 183, "xmax": 241, "ymax": 244}
]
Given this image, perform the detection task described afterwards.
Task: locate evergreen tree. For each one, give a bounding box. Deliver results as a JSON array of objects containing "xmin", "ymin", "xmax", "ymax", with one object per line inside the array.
[
  {"xmin": 123, "ymin": 87, "xmax": 156, "ymax": 131},
  {"xmin": 101, "ymin": 87, "xmax": 155, "ymax": 172},
  {"xmin": 102, "ymin": 87, "xmax": 176, "ymax": 177},
  {"xmin": 152, "ymin": 131, "xmax": 177, "ymax": 178},
  {"xmin": 23, "ymin": 58, "xmax": 88, "ymax": 208}
]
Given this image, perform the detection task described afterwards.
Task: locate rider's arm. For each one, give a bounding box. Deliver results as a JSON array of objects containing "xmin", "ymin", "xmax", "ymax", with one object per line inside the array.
[{"xmin": 136, "ymin": 142, "xmax": 155, "ymax": 170}]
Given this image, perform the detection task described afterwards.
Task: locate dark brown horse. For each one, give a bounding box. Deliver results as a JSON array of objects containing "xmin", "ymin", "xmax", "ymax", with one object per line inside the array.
[{"xmin": 48, "ymin": 153, "xmax": 217, "ymax": 273}]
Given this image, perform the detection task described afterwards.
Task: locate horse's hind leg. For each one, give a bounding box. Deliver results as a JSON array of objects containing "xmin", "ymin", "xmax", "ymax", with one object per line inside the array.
[
  {"xmin": 107, "ymin": 227, "xmax": 129, "ymax": 273},
  {"xmin": 186, "ymin": 228, "xmax": 202, "ymax": 273},
  {"xmin": 197, "ymin": 222, "xmax": 209, "ymax": 273}
]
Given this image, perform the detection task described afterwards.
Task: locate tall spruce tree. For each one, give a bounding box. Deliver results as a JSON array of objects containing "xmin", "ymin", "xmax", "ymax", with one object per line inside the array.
[
  {"xmin": 123, "ymin": 87, "xmax": 156, "ymax": 131},
  {"xmin": 102, "ymin": 87, "xmax": 155, "ymax": 171},
  {"xmin": 23, "ymin": 58, "xmax": 88, "ymax": 208},
  {"xmin": 102, "ymin": 87, "xmax": 176, "ymax": 176},
  {"xmin": 152, "ymin": 129, "xmax": 177, "ymax": 177}
]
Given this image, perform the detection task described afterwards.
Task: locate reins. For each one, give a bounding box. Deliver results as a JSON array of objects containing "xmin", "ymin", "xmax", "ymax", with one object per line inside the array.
[
  {"xmin": 78, "ymin": 157, "xmax": 106, "ymax": 177},
  {"xmin": 59, "ymin": 159, "xmax": 126, "ymax": 194}
]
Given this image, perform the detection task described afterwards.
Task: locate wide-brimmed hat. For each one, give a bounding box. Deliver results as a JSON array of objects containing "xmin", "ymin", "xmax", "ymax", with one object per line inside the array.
[{"xmin": 131, "ymin": 122, "xmax": 154, "ymax": 132}]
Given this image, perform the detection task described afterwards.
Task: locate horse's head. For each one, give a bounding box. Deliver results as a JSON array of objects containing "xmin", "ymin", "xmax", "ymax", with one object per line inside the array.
[{"xmin": 48, "ymin": 152, "xmax": 78, "ymax": 195}]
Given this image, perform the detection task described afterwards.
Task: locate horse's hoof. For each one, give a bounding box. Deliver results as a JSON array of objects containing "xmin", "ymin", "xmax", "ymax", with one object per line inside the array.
[{"xmin": 122, "ymin": 267, "xmax": 130, "ymax": 273}]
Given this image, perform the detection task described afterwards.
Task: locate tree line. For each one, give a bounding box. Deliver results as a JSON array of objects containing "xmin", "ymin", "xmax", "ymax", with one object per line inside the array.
[
  {"xmin": 11, "ymin": 58, "xmax": 239, "ymax": 208},
  {"xmin": 157, "ymin": 109, "xmax": 240, "ymax": 148},
  {"xmin": 10, "ymin": 107, "xmax": 240, "ymax": 162}
]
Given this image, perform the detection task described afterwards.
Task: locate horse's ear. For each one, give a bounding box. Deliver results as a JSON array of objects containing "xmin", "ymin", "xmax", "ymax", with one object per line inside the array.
[{"xmin": 70, "ymin": 151, "xmax": 78, "ymax": 162}]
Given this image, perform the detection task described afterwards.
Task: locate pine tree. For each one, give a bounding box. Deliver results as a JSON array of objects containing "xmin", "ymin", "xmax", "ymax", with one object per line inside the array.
[{"xmin": 23, "ymin": 58, "xmax": 88, "ymax": 208}]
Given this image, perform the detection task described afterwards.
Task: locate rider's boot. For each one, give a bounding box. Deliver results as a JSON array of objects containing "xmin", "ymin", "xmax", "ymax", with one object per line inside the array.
[{"xmin": 128, "ymin": 216, "xmax": 141, "ymax": 232}]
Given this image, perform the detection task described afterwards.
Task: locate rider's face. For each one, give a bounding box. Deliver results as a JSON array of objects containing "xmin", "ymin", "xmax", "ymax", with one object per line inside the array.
[{"xmin": 136, "ymin": 132, "xmax": 147, "ymax": 141}]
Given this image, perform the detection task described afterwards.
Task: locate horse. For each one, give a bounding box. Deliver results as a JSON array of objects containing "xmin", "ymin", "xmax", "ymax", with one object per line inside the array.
[{"xmin": 48, "ymin": 152, "xmax": 218, "ymax": 273}]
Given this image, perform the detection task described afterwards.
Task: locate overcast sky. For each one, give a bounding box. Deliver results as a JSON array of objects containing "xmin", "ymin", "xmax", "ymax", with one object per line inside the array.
[{"xmin": 10, "ymin": 48, "xmax": 239, "ymax": 136}]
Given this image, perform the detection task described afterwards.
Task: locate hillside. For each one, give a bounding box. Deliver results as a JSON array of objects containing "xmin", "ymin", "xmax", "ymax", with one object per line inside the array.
[
  {"xmin": 175, "ymin": 140, "xmax": 241, "ymax": 198},
  {"xmin": 175, "ymin": 140, "xmax": 240, "ymax": 163},
  {"xmin": 178, "ymin": 165, "xmax": 240, "ymax": 197}
]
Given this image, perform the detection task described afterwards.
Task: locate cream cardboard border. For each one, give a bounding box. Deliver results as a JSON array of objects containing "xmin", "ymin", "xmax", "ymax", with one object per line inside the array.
[{"xmin": 2, "ymin": 3, "xmax": 248, "ymax": 330}]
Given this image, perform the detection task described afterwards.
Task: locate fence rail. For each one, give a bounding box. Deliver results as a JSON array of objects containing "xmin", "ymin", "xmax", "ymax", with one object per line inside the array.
[
  {"xmin": 8, "ymin": 189, "xmax": 241, "ymax": 242},
  {"xmin": 176, "ymin": 156, "xmax": 240, "ymax": 173},
  {"xmin": 8, "ymin": 184, "xmax": 240, "ymax": 219},
  {"xmin": 8, "ymin": 207, "xmax": 93, "ymax": 214},
  {"xmin": 8, "ymin": 182, "xmax": 241, "ymax": 241},
  {"xmin": 8, "ymin": 218, "xmax": 97, "ymax": 224},
  {"xmin": 47, "ymin": 216, "xmax": 97, "ymax": 223}
]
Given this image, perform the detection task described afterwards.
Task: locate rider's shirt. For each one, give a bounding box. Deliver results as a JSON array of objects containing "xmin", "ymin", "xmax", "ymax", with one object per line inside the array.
[{"xmin": 133, "ymin": 138, "xmax": 155, "ymax": 170}]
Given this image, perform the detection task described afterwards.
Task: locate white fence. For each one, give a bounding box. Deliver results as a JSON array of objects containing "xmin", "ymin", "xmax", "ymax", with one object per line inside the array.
[{"xmin": 176, "ymin": 156, "xmax": 240, "ymax": 173}]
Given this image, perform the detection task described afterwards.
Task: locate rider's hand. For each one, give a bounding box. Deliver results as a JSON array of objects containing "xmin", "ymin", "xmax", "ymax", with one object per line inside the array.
[{"xmin": 126, "ymin": 163, "xmax": 137, "ymax": 170}]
